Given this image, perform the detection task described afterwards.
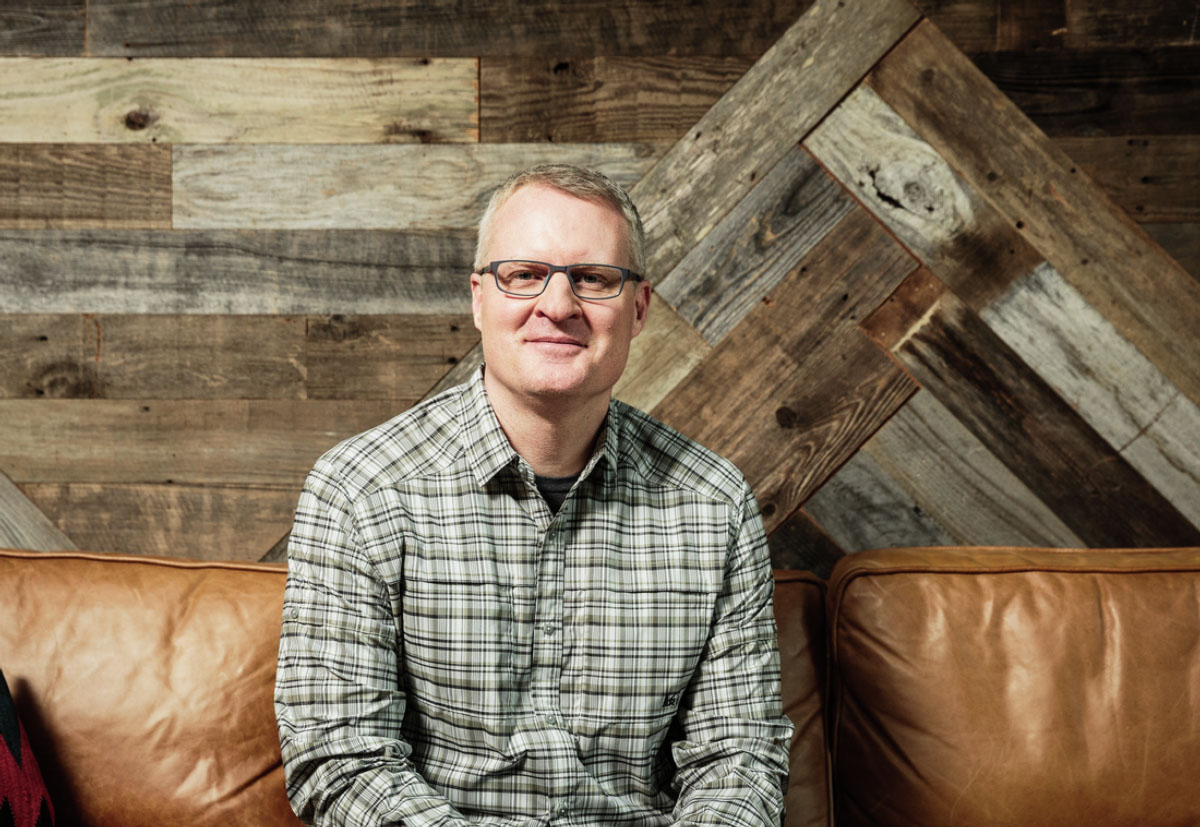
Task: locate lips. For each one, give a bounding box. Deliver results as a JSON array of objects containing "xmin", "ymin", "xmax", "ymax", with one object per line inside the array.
[{"xmin": 527, "ymin": 335, "xmax": 585, "ymax": 347}]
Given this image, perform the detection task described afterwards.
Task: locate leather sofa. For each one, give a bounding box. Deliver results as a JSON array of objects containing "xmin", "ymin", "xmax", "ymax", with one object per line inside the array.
[{"xmin": 4, "ymin": 545, "xmax": 1199, "ymax": 826}]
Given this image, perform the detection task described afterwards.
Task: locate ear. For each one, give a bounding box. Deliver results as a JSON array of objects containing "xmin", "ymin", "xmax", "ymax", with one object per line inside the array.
[
  {"xmin": 470, "ymin": 271, "xmax": 484, "ymax": 332},
  {"xmin": 630, "ymin": 279, "xmax": 651, "ymax": 338}
]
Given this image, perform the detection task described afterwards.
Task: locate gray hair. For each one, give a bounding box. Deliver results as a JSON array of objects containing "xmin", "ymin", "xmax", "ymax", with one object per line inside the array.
[{"xmin": 474, "ymin": 164, "xmax": 647, "ymax": 276}]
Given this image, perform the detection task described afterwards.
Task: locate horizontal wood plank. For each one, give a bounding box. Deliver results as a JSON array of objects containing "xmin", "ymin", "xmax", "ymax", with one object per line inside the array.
[
  {"xmin": 968, "ymin": 44, "xmax": 1200, "ymax": 136},
  {"xmin": 1064, "ymin": 0, "xmax": 1200, "ymax": 48},
  {"xmin": 0, "ymin": 470, "xmax": 77, "ymax": 551},
  {"xmin": 863, "ymin": 390, "xmax": 1086, "ymax": 548},
  {"xmin": 173, "ymin": 143, "xmax": 662, "ymax": 229},
  {"xmin": 995, "ymin": 0, "xmax": 1066, "ymax": 50},
  {"xmin": 0, "ymin": 230, "xmax": 474, "ymax": 313},
  {"xmin": 887, "ymin": 274, "xmax": 1200, "ymax": 547},
  {"xmin": 909, "ymin": 0, "xmax": 997, "ymax": 53},
  {"xmin": 479, "ymin": 56, "xmax": 750, "ymax": 143},
  {"xmin": 981, "ymin": 263, "xmax": 1200, "ymax": 530},
  {"xmin": 87, "ymin": 0, "xmax": 812, "ymax": 57},
  {"xmin": 0, "ymin": 400, "xmax": 401, "ymax": 486},
  {"xmin": 872, "ymin": 21, "xmax": 1200, "ymax": 411},
  {"xmin": 0, "ymin": 144, "xmax": 171, "ymax": 229},
  {"xmin": 0, "ymin": 58, "xmax": 477, "ymax": 144},
  {"xmin": 1144, "ymin": 222, "xmax": 1200, "ymax": 282},
  {"xmin": 23, "ymin": 482, "xmax": 296, "ymax": 561},
  {"xmin": 766, "ymin": 507, "xmax": 845, "ymax": 577},
  {"xmin": 631, "ymin": 0, "xmax": 920, "ymax": 280},
  {"xmin": 0, "ymin": 1, "xmax": 83, "ymax": 56},
  {"xmin": 1054, "ymin": 135, "xmax": 1200, "ymax": 222},
  {"xmin": 656, "ymin": 144, "xmax": 855, "ymax": 344}
]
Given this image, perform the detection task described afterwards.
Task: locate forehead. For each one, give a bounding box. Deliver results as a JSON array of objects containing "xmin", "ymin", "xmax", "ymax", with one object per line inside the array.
[{"xmin": 486, "ymin": 184, "xmax": 629, "ymax": 264}]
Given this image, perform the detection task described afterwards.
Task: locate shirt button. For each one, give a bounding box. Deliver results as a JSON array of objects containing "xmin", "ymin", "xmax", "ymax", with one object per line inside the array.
[{"xmin": 540, "ymin": 623, "xmax": 557, "ymax": 635}]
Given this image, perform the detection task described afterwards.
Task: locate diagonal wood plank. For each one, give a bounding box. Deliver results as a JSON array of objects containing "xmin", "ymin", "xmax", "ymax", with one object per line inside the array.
[
  {"xmin": 0, "ymin": 469, "xmax": 77, "ymax": 551},
  {"xmin": 0, "ymin": 58, "xmax": 478, "ymax": 144},
  {"xmin": 869, "ymin": 21, "xmax": 1200, "ymax": 410},
  {"xmin": 767, "ymin": 507, "xmax": 845, "ymax": 577},
  {"xmin": 0, "ymin": 230, "xmax": 474, "ymax": 314}
]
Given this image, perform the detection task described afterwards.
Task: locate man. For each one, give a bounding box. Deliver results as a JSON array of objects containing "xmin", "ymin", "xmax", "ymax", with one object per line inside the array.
[{"xmin": 275, "ymin": 164, "xmax": 793, "ymax": 826}]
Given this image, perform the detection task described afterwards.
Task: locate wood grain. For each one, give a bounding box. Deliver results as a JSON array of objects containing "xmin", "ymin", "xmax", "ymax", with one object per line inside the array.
[
  {"xmin": 862, "ymin": 390, "xmax": 1086, "ymax": 548},
  {"xmin": 0, "ymin": 470, "xmax": 77, "ymax": 552},
  {"xmin": 0, "ymin": 144, "xmax": 171, "ymax": 229},
  {"xmin": 804, "ymin": 85, "xmax": 1043, "ymax": 310},
  {"xmin": 0, "ymin": 400, "xmax": 400, "ymax": 486},
  {"xmin": 612, "ymin": 293, "xmax": 711, "ymax": 414},
  {"xmin": 995, "ymin": 0, "xmax": 1066, "ymax": 50},
  {"xmin": 0, "ymin": 1, "xmax": 83, "ymax": 56},
  {"xmin": 656, "ymin": 144, "xmax": 855, "ymax": 344},
  {"xmin": 1144, "ymin": 223, "xmax": 1200, "ymax": 282},
  {"xmin": 630, "ymin": 0, "xmax": 920, "ymax": 281},
  {"xmin": 766, "ymin": 507, "xmax": 845, "ymax": 578},
  {"xmin": 982, "ymin": 263, "xmax": 1200, "ymax": 530},
  {"xmin": 0, "ymin": 230, "xmax": 474, "ymax": 314},
  {"xmin": 1054, "ymin": 135, "xmax": 1200, "ymax": 222},
  {"xmin": 1064, "ymin": 0, "xmax": 1200, "ymax": 48},
  {"xmin": 968, "ymin": 45, "xmax": 1200, "ymax": 136},
  {"xmin": 871, "ymin": 21, "xmax": 1200, "ymax": 411},
  {"xmin": 803, "ymin": 450, "xmax": 957, "ymax": 553},
  {"xmin": 23, "ymin": 483, "xmax": 296, "ymax": 561},
  {"xmin": 0, "ymin": 58, "xmax": 477, "ymax": 144},
  {"xmin": 909, "ymin": 0, "xmax": 996, "ymax": 53},
  {"xmin": 479, "ymin": 56, "xmax": 750, "ymax": 143},
  {"xmin": 173, "ymin": 143, "xmax": 663, "ymax": 229},
  {"xmin": 86, "ymin": 0, "xmax": 812, "ymax": 58},
  {"xmin": 887, "ymin": 277, "xmax": 1200, "ymax": 547}
]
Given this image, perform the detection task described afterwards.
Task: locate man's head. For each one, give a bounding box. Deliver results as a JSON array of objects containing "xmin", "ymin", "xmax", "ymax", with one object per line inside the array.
[{"xmin": 470, "ymin": 165, "xmax": 651, "ymax": 410}]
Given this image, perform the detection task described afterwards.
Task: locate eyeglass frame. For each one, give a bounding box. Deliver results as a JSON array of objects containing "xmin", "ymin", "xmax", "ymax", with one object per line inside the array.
[{"xmin": 475, "ymin": 260, "xmax": 646, "ymax": 300}]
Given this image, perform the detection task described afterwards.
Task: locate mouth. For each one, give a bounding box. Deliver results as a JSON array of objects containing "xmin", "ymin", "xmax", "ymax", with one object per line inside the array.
[{"xmin": 527, "ymin": 336, "xmax": 586, "ymax": 348}]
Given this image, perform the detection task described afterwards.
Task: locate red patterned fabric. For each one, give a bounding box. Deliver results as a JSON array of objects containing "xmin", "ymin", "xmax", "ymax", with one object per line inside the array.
[{"xmin": 0, "ymin": 670, "xmax": 54, "ymax": 827}]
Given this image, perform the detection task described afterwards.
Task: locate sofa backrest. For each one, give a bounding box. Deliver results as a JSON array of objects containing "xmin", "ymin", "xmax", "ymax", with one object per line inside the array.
[
  {"xmin": 828, "ymin": 546, "xmax": 1200, "ymax": 827},
  {"xmin": 0, "ymin": 549, "xmax": 300, "ymax": 827}
]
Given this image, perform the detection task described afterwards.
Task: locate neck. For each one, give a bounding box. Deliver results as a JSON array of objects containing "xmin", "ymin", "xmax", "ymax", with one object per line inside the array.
[{"xmin": 483, "ymin": 372, "xmax": 609, "ymax": 477}]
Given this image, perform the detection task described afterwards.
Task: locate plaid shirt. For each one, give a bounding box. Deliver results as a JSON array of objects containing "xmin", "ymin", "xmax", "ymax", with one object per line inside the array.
[{"xmin": 275, "ymin": 368, "xmax": 793, "ymax": 826}]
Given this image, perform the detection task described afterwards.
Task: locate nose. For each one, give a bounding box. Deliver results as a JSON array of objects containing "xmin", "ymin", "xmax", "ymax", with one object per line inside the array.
[{"xmin": 534, "ymin": 269, "xmax": 582, "ymax": 320}]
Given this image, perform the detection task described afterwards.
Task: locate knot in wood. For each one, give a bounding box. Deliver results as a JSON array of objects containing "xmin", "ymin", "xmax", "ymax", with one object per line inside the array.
[
  {"xmin": 775, "ymin": 406, "xmax": 800, "ymax": 429},
  {"xmin": 124, "ymin": 109, "xmax": 158, "ymax": 131}
]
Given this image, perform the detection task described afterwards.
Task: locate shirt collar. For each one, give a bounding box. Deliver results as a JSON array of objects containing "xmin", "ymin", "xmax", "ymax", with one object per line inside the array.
[{"xmin": 459, "ymin": 365, "xmax": 622, "ymax": 488}]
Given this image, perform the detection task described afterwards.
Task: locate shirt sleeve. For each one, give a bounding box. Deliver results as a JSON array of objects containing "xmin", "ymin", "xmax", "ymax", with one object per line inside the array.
[
  {"xmin": 669, "ymin": 480, "xmax": 795, "ymax": 827},
  {"xmin": 274, "ymin": 458, "xmax": 476, "ymax": 827}
]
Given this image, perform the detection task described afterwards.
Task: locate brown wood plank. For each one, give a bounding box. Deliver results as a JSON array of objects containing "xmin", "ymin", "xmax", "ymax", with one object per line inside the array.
[
  {"xmin": 0, "ymin": 230, "xmax": 474, "ymax": 314},
  {"xmin": 22, "ymin": 483, "xmax": 296, "ymax": 561},
  {"xmin": 305, "ymin": 314, "xmax": 479, "ymax": 401},
  {"xmin": 871, "ymin": 21, "xmax": 1200, "ymax": 410},
  {"xmin": 656, "ymin": 144, "xmax": 856, "ymax": 344},
  {"xmin": 0, "ymin": 58, "xmax": 478, "ymax": 144},
  {"xmin": 0, "ymin": 1, "xmax": 83, "ymax": 56},
  {"xmin": 1144, "ymin": 223, "xmax": 1200, "ymax": 282},
  {"xmin": 995, "ymin": 0, "xmax": 1066, "ymax": 50},
  {"xmin": 968, "ymin": 45, "xmax": 1200, "ymax": 136},
  {"xmin": 1054, "ymin": 135, "xmax": 1200, "ymax": 222},
  {"xmin": 630, "ymin": 0, "xmax": 920, "ymax": 281},
  {"xmin": 87, "ymin": 0, "xmax": 812, "ymax": 57},
  {"xmin": 766, "ymin": 507, "xmax": 845, "ymax": 578},
  {"xmin": 804, "ymin": 85, "xmax": 1044, "ymax": 311},
  {"xmin": 0, "ymin": 145, "xmax": 171, "ymax": 229},
  {"xmin": 0, "ymin": 470, "xmax": 77, "ymax": 552},
  {"xmin": 1064, "ymin": 0, "xmax": 1200, "ymax": 49},
  {"xmin": 881, "ymin": 270, "xmax": 1200, "ymax": 547},
  {"xmin": 0, "ymin": 400, "xmax": 400, "ymax": 486},
  {"xmin": 173, "ymin": 143, "xmax": 663, "ymax": 230},
  {"xmin": 909, "ymin": 0, "xmax": 997, "ymax": 53},
  {"xmin": 479, "ymin": 56, "xmax": 750, "ymax": 143}
]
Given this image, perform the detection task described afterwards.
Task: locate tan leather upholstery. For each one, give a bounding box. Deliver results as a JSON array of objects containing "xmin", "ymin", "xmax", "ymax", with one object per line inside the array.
[
  {"xmin": 828, "ymin": 546, "xmax": 1200, "ymax": 827},
  {"xmin": 0, "ymin": 549, "xmax": 299, "ymax": 827},
  {"xmin": 774, "ymin": 570, "xmax": 830, "ymax": 827}
]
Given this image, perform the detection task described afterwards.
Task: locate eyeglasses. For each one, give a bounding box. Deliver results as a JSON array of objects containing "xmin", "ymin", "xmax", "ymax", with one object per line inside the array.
[{"xmin": 476, "ymin": 260, "xmax": 645, "ymax": 300}]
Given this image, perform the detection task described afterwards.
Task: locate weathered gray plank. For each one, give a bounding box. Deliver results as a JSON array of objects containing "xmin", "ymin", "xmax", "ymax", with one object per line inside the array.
[
  {"xmin": 862, "ymin": 390, "xmax": 1086, "ymax": 548},
  {"xmin": 804, "ymin": 451, "xmax": 957, "ymax": 553},
  {"xmin": 804, "ymin": 84, "xmax": 1044, "ymax": 310},
  {"xmin": 656, "ymin": 144, "xmax": 855, "ymax": 344},
  {"xmin": 0, "ymin": 57, "xmax": 478, "ymax": 143},
  {"xmin": 0, "ymin": 469, "xmax": 77, "ymax": 551},
  {"xmin": 982, "ymin": 262, "xmax": 1200, "ymax": 530},
  {"xmin": 0, "ymin": 230, "xmax": 474, "ymax": 314},
  {"xmin": 0, "ymin": 144, "xmax": 172, "ymax": 229},
  {"xmin": 630, "ymin": 0, "xmax": 920, "ymax": 281},
  {"xmin": 22, "ymin": 482, "xmax": 295, "ymax": 561},
  {"xmin": 872, "ymin": 22, "xmax": 1200, "ymax": 411},
  {"xmin": 0, "ymin": 1, "xmax": 83, "ymax": 56},
  {"xmin": 0, "ymin": 400, "xmax": 400, "ymax": 486},
  {"xmin": 173, "ymin": 143, "xmax": 664, "ymax": 230}
]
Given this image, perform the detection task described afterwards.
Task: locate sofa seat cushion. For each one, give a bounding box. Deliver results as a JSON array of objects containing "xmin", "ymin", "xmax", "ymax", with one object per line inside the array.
[
  {"xmin": 0, "ymin": 549, "xmax": 299, "ymax": 827},
  {"xmin": 828, "ymin": 546, "xmax": 1200, "ymax": 827}
]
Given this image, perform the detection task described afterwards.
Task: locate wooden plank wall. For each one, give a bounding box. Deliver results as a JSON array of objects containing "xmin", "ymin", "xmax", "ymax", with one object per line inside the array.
[{"xmin": 1, "ymin": 0, "xmax": 1197, "ymax": 573}]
